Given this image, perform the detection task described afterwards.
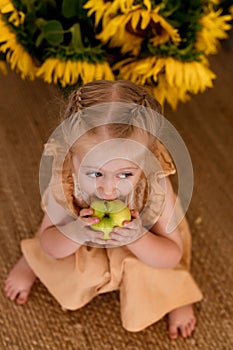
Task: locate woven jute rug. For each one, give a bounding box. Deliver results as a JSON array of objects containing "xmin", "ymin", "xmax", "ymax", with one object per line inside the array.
[{"xmin": 0, "ymin": 47, "xmax": 232, "ymax": 350}]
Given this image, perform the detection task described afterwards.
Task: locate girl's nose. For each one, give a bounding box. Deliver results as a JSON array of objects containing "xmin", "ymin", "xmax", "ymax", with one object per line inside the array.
[{"xmin": 97, "ymin": 178, "xmax": 118, "ymax": 200}]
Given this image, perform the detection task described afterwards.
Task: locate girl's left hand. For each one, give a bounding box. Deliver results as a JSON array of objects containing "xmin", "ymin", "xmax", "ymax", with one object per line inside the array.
[{"xmin": 108, "ymin": 210, "xmax": 146, "ymax": 246}]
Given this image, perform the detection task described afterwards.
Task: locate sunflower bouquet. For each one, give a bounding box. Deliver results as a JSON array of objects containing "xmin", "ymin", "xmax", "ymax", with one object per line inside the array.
[{"xmin": 0, "ymin": 0, "xmax": 232, "ymax": 109}]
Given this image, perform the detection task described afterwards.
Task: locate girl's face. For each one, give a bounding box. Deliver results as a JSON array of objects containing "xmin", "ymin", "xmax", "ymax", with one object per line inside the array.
[
  {"xmin": 71, "ymin": 134, "xmax": 147, "ymax": 201},
  {"xmin": 73, "ymin": 156, "xmax": 142, "ymax": 200}
]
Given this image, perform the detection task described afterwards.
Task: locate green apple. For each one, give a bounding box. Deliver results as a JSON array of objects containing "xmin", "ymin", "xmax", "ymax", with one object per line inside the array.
[{"xmin": 90, "ymin": 199, "xmax": 131, "ymax": 240}]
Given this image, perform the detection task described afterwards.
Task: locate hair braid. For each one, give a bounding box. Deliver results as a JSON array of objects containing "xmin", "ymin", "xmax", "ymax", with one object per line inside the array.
[
  {"xmin": 64, "ymin": 80, "xmax": 162, "ymax": 120},
  {"xmin": 64, "ymin": 87, "xmax": 83, "ymax": 119},
  {"xmin": 63, "ymin": 80, "xmax": 162, "ymax": 149}
]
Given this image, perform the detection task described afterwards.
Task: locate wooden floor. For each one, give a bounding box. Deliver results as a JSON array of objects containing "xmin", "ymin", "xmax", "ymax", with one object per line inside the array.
[{"xmin": 0, "ymin": 45, "xmax": 232, "ymax": 349}]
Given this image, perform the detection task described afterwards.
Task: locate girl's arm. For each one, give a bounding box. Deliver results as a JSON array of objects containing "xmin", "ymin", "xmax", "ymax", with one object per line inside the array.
[
  {"xmin": 127, "ymin": 178, "xmax": 183, "ymax": 269},
  {"xmin": 38, "ymin": 189, "xmax": 103, "ymax": 258},
  {"xmin": 39, "ymin": 213, "xmax": 82, "ymax": 259},
  {"xmin": 38, "ymin": 189, "xmax": 82, "ymax": 259}
]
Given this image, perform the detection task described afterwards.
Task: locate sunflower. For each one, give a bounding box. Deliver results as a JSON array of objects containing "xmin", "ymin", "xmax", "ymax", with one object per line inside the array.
[
  {"xmin": 86, "ymin": 0, "xmax": 180, "ymax": 54},
  {"xmin": 0, "ymin": 19, "xmax": 37, "ymax": 79},
  {"xmin": 196, "ymin": 8, "xmax": 232, "ymax": 54},
  {"xmin": 84, "ymin": 0, "xmax": 152, "ymax": 27},
  {"xmin": 98, "ymin": 6, "xmax": 180, "ymax": 46},
  {"xmin": 36, "ymin": 58, "xmax": 114, "ymax": 87},
  {"xmin": 97, "ymin": 14, "xmax": 145, "ymax": 55},
  {"xmin": 114, "ymin": 55, "xmax": 216, "ymax": 109}
]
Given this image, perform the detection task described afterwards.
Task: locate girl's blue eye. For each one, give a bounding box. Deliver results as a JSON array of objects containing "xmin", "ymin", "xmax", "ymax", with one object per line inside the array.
[
  {"xmin": 118, "ymin": 173, "xmax": 133, "ymax": 179},
  {"xmin": 87, "ymin": 171, "xmax": 102, "ymax": 178}
]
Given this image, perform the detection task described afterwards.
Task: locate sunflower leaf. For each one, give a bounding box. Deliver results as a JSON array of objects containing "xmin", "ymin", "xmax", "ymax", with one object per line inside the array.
[{"xmin": 41, "ymin": 20, "xmax": 64, "ymax": 46}]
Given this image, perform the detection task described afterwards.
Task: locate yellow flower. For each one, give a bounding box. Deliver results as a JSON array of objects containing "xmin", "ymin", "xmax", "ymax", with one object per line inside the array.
[
  {"xmin": 114, "ymin": 56, "xmax": 189, "ymax": 109},
  {"xmin": 0, "ymin": 60, "xmax": 7, "ymax": 75},
  {"xmin": 36, "ymin": 58, "xmax": 114, "ymax": 87},
  {"xmin": 87, "ymin": 1, "xmax": 180, "ymax": 54},
  {"xmin": 97, "ymin": 14, "xmax": 144, "ymax": 55},
  {"xmin": 196, "ymin": 9, "xmax": 232, "ymax": 55},
  {"xmin": 0, "ymin": 19, "xmax": 37, "ymax": 79},
  {"xmin": 98, "ymin": 7, "xmax": 180, "ymax": 47},
  {"xmin": 114, "ymin": 55, "xmax": 216, "ymax": 109},
  {"xmin": 84, "ymin": 0, "xmax": 152, "ymax": 26}
]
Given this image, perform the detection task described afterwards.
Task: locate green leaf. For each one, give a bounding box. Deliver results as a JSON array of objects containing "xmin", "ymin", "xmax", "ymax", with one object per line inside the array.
[
  {"xmin": 35, "ymin": 33, "xmax": 44, "ymax": 47},
  {"xmin": 42, "ymin": 20, "xmax": 64, "ymax": 46},
  {"xmin": 70, "ymin": 23, "xmax": 84, "ymax": 49},
  {"xmin": 62, "ymin": 0, "xmax": 80, "ymax": 18}
]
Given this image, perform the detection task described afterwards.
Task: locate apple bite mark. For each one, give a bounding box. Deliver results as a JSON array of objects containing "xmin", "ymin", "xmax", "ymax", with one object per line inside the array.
[{"xmin": 90, "ymin": 199, "xmax": 131, "ymax": 240}]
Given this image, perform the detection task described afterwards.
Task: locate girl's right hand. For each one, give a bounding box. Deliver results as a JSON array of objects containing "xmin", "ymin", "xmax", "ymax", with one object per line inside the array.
[
  {"xmin": 79, "ymin": 208, "xmax": 99, "ymax": 226},
  {"xmin": 76, "ymin": 208, "xmax": 108, "ymax": 246}
]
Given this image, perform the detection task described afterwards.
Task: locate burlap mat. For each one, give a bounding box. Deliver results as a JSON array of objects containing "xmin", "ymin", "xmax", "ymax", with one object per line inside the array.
[{"xmin": 0, "ymin": 48, "xmax": 232, "ymax": 349}]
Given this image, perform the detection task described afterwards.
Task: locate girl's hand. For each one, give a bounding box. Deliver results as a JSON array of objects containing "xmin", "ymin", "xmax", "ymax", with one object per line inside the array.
[
  {"xmin": 107, "ymin": 210, "xmax": 146, "ymax": 246},
  {"xmin": 77, "ymin": 208, "xmax": 109, "ymax": 246}
]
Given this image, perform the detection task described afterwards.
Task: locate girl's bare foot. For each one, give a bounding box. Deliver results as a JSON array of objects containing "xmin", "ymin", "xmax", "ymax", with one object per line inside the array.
[
  {"xmin": 167, "ymin": 304, "xmax": 196, "ymax": 339},
  {"xmin": 4, "ymin": 256, "xmax": 36, "ymax": 304}
]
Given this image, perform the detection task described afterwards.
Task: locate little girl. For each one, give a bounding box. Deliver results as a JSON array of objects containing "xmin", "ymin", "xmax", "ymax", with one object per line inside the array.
[{"xmin": 5, "ymin": 80, "xmax": 202, "ymax": 339}]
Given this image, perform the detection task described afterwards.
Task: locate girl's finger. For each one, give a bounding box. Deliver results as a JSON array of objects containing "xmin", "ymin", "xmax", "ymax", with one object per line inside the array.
[
  {"xmin": 123, "ymin": 218, "xmax": 139, "ymax": 229},
  {"xmin": 112, "ymin": 227, "xmax": 132, "ymax": 236},
  {"xmin": 122, "ymin": 221, "xmax": 134, "ymax": 229},
  {"xmin": 81, "ymin": 216, "xmax": 100, "ymax": 225},
  {"xmin": 130, "ymin": 209, "xmax": 139, "ymax": 218},
  {"xmin": 80, "ymin": 208, "xmax": 93, "ymax": 217}
]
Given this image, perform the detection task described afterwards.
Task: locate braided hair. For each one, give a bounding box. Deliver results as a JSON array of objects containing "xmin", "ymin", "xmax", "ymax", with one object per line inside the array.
[
  {"xmin": 63, "ymin": 80, "xmax": 163, "ymax": 150},
  {"xmin": 64, "ymin": 80, "xmax": 161, "ymax": 117}
]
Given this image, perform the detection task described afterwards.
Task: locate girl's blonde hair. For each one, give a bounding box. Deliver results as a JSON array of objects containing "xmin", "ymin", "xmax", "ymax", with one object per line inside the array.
[
  {"xmin": 62, "ymin": 80, "xmax": 163, "ymax": 151},
  {"xmin": 64, "ymin": 80, "xmax": 161, "ymax": 117}
]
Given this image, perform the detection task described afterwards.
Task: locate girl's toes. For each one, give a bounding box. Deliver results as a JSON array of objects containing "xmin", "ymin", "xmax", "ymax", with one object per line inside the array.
[
  {"xmin": 168, "ymin": 324, "xmax": 178, "ymax": 339},
  {"xmin": 186, "ymin": 323, "xmax": 193, "ymax": 336},
  {"xmin": 180, "ymin": 324, "xmax": 188, "ymax": 338},
  {"xmin": 16, "ymin": 290, "xmax": 29, "ymax": 305},
  {"xmin": 7, "ymin": 286, "xmax": 18, "ymax": 301},
  {"xmin": 189, "ymin": 319, "xmax": 196, "ymax": 335}
]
